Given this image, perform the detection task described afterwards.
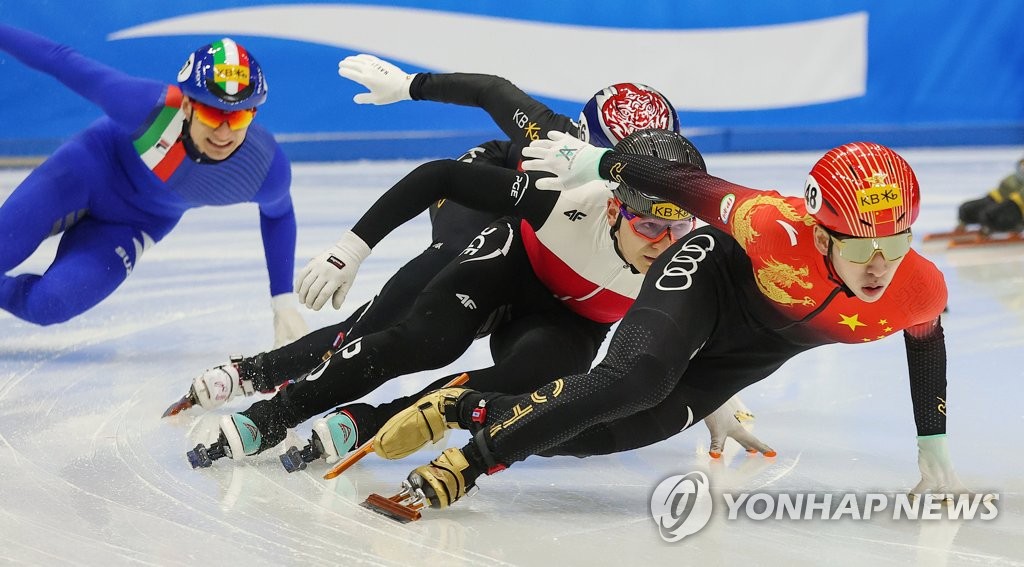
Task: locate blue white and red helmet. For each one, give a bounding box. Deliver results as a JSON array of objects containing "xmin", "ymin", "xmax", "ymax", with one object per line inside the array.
[
  {"xmin": 578, "ymin": 83, "xmax": 680, "ymax": 148},
  {"xmin": 177, "ymin": 38, "xmax": 268, "ymax": 110}
]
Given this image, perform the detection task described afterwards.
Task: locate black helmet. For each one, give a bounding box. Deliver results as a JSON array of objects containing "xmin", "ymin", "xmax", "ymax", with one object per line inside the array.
[{"xmin": 612, "ymin": 129, "xmax": 705, "ymax": 220}]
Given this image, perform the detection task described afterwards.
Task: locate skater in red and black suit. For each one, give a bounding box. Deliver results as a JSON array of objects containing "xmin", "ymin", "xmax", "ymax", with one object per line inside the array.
[{"xmin": 379, "ymin": 137, "xmax": 966, "ymax": 510}]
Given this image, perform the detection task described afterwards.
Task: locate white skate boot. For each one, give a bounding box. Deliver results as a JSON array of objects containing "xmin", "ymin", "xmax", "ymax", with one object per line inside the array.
[
  {"xmin": 312, "ymin": 409, "xmax": 360, "ymax": 463},
  {"xmin": 192, "ymin": 357, "xmax": 256, "ymax": 410},
  {"xmin": 280, "ymin": 408, "xmax": 361, "ymax": 472}
]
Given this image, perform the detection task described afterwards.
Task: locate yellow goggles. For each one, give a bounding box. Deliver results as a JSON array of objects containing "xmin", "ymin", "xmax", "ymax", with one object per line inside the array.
[{"xmin": 829, "ymin": 231, "xmax": 912, "ymax": 264}]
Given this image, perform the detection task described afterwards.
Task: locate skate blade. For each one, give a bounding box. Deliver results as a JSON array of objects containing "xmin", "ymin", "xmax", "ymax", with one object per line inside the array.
[
  {"xmin": 948, "ymin": 232, "xmax": 1024, "ymax": 248},
  {"xmin": 360, "ymin": 492, "xmax": 424, "ymax": 523},
  {"xmin": 322, "ymin": 372, "xmax": 472, "ymax": 480},
  {"xmin": 162, "ymin": 393, "xmax": 196, "ymax": 418},
  {"xmin": 280, "ymin": 445, "xmax": 309, "ymax": 473},
  {"xmin": 923, "ymin": 227, "xmax": 975, "ymax": 242}
]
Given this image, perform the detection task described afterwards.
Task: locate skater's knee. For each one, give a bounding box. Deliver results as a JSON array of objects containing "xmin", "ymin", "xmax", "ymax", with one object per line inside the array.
[
  {"xmin": 980, "ymin": 200, "xmax": 1024, "ymax": 232},
  {"xmin": 30, "ymin": 300, "xmax": 81, "ymax": 325},
  {"xmin": 958, "ymin": 196, "xmax": 994, "ymax": 225},
  {"xmin": 384, "ymin": 322, "xmax": 471, "ymax": 368},
  {"xmin": 629, "ymin": 354, "xmax": 677, "ymax": 400}
]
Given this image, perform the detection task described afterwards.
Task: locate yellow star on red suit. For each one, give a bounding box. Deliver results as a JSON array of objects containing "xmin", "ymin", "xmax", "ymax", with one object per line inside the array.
[{"xmin": 838, "ymin": 313, "xmax": 867, "ymax": 331}]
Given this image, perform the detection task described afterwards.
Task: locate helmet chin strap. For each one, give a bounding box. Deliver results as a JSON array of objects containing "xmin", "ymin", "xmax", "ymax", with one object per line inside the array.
[
  {"xmin": 610, "ymin": 213, "xmax": 641, "ymax": 274},
  {"xmin": 180, "ymin": 110, "xmax": 239, "ymax": 163},
  {"xmin": 823, "ymin": 237, "xmax": 855, "ymax": 297}
]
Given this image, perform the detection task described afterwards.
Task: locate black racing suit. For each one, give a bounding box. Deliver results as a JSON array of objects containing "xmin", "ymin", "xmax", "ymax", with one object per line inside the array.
[
  {"xmin": 450, "ymin": 154, "xmax": 948, "ymax": 484},
  {"xmin": 231, "ymin": 73, "xmax": 588, "ymax": 444},
  {"xmin": 242, "ymin": 72, "xmax": 577, "ymax": 380}
]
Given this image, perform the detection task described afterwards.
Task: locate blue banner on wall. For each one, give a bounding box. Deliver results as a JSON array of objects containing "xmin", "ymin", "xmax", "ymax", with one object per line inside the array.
[{"xmin": 2, "ymin": 1, "xmax": 1023, "ymax": 160}]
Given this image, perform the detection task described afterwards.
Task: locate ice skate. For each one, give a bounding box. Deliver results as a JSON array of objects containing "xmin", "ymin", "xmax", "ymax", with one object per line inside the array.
[
  {"xmin": 373, "ymin": 388, "xmax": 470, "ymax": 460},
  {"xmin": 186, "ymin": 413, "xmax": 262, "ymax": 468},
  {"xmin": 280, "ymin": 408, "xmax": 360, "ymax": 473},
  {"xmin": 187, "ymin": 400, "xmax": 293, "ymax": 468},
  {"xmin": 946, "ymin": 228, "xmax": 1024, "ymax": 248},
  {"xmin": 362, "ymin": 448, "xmax": 475, "ymax": 522},
  {"xmin": 163, "ymin": 356, "xmax": 255, "ymax": 417},
  {"xmin": 922, "ymin": 223, "xmax": 976, "ymax": 242}
]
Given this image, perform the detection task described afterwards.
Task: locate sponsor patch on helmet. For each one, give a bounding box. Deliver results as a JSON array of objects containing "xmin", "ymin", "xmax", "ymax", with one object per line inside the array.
[
  {"xmin": 214, "ymin": 64, "xmax": 250, "ymax": 85},
  {"xmin": 651, "ymin": 202, "xmax": 691, "ymax": 220},
  {"xmin": 720, "ymin": 193, "xmax": 736, "ymax": 223},
  {"xmin": 856, "ymin": 174, "xmax": 903, "ymax": 213}
]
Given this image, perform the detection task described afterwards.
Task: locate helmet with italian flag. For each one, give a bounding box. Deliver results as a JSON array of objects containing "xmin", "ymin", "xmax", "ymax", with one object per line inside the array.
[
  {"xmin": 804, "ymin": 142, "xmax": 920, "ymax": 238},
  {"xmin": 177, "ymin": 38, "xmax": 268, "ymax": 110}
]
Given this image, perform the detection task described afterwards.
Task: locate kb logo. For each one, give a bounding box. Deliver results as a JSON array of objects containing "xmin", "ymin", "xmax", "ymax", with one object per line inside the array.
[{"xmin": 650, "ymin": 471, "xmax": 713, "ymax": 542}]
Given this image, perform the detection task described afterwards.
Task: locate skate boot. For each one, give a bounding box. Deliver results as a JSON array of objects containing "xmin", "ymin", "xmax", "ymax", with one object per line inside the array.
[
  {"xmin": 406, "ymin": 448, "xmax": 476, "ymax": 509},
  {"xmin": 280, "ymin": 407, "xmax": 363, "ymax": 473},
  {"xmin": 191, "ymin": 357, "xmax": 257, "ymax": 410},
  {"xmin": 187, "ymin": 399, "xmax": 295, "ymax": 468},
  {"xmin": 165, "ymin": 356, "xmax": 263, "ymax": 417},
  {"xmin": 373, "ymin": 388, "xmax": 472, "ymax": 460}
]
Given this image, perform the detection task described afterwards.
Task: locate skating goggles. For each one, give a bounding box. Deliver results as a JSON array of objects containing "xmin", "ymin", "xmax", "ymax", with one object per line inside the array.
[
  {"xmin": 618, "ymin": 200, "xmax": 696, "ymax": 242},
  {"xmin": 190, "ymin": 100, "xmax": 257, "ymax": 131},
  {"xmin": 827, "ymin": 229, "xmax": 913, "ymax": 263}
]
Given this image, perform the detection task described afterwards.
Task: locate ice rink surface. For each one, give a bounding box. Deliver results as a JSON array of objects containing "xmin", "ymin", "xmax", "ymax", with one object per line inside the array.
[{"xmin": 1, "ymin": 147, "xmax": 1022, "ymax": 566}]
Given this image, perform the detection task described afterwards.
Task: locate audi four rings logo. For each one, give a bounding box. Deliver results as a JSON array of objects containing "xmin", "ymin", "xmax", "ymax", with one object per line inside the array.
[
  {"xmin": 655, "ymin": 234, "xmax": 716, "ymax": 291},
  {"xmin": 650, "ymin": 471, "xmax": 713, "ymax": 542}
]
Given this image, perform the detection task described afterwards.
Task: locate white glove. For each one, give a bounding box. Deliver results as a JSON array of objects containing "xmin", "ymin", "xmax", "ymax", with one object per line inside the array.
[
  {"xmin": 703, "ymin": 395, "xmax": 776, "ymax": 458},
  {"xmin": 911, "ymin": 435, "xmax": 968, "ymax": 497},
  {"xmin": 296, "ymin": 231, "xmax": 371, "ymax": 311},
  {"xmin": 520, "ymin": 130, "xmax": 609, "ymax": 191},
  {"xmin": 271, "ymin": 293, "xmax": 308, "ymax": 348},
  {"xmin": 337, "ymin": 53, "xmax": 415, "ymax": 105}
]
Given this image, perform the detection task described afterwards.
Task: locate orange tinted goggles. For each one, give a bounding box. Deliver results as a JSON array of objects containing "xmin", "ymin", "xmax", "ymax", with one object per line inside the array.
[{"xmin": 191, "ymin": 100, "xmax": 257, "ymax": 131}]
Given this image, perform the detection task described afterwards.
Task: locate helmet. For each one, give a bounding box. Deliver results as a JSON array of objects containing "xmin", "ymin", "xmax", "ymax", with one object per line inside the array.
[
  {"xmin": 578, "ymin": 83, "xmax": 679, "ymax": 148},
  {"xmin": 177, "ymin": 38, "xmax": 268, "ymax": 110},
  {"xmin": 804, "ymin": 142, "xmax": 919, "ymax": 238},
  {"xmin": 612, "ymin": 129, "xmax": 704, "ymax": 220}
]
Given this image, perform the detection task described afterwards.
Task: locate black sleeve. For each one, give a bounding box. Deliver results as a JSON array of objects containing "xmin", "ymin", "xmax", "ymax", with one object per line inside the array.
[
  {"xmin": 455, "ymin": 139, "xmax": 515, "ymax": 167},
  {"xmin": 596, "ymin": 151, "xmax": 767, "ymax": 233},
  {"xmin": 903, "ymin": 319, "xmax": 947, "ymax": 436},
  {"xmin": 351, "ymin": 160, "xmax": 558, "ymax": 247},
  {"xmin": 410, "ymin": 73, "xmax": 578, "ymax": 146}
]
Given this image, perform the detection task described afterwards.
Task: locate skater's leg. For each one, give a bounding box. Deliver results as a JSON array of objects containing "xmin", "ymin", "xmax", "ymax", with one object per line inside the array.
[
  {"xmin": 1, "ymin": 217, "xmax": 173, "ymax": 324},
  {"xmin": 226, "ymin": 219, "xmax": 534, "ymax": 456}
]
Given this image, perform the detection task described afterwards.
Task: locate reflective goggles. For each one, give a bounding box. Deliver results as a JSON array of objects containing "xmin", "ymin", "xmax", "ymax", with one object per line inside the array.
[
  {"xmin": 618, "ymin": 201, "xmax": 696, "ymax": 242},
  {"xmin": 190, "ymin": 100, "xmax": 257, "ymax": 131},
  {"xmin": 827, "ymin": 229, "xmax": 913, "ymax": 263}
]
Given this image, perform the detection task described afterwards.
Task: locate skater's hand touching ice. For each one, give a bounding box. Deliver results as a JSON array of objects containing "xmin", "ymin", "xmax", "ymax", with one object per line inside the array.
[
  {"xmin": 271, "ymin": 293, "xmax": 308, "ymax": 347},
  {"xmin": 704, "ymin": 395, "xmax": 776, "ymax": 458},
  {"xmin": 338, "ymin": 54, "xmax": 414, "ymax": 105},
  {"xmin": 911, "ymin": 435, "xmax": 969, "ymax": 496}
]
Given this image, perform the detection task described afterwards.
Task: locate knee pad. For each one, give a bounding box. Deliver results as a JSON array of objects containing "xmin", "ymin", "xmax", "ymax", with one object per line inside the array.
[
  {"xmin": 980, "ymin": 200, "xmax": 1024, "ymax": 232},
  {"xmin": 958, "ymin": 196, "xmax": 995, "ymax": 225}
]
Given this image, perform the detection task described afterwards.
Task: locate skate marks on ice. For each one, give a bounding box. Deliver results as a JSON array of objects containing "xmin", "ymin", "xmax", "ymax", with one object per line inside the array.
[{"xmin": 1, "ymin": 153, "xmax": 1023, "ymax": 564}]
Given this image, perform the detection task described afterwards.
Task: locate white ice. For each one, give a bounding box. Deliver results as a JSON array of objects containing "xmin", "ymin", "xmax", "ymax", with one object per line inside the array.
[{"xmin": 0, "ymin": 148, "xmax": 1022, "ymax": 566}]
